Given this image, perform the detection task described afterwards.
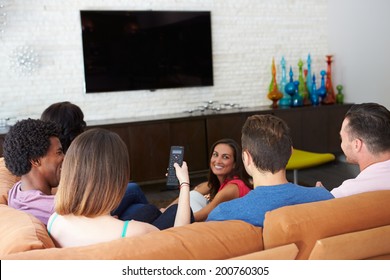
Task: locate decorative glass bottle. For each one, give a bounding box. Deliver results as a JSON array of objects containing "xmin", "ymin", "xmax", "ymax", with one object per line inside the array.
[
  {"xmin": 285, "ymin": 66, "xmax": 296, "ymax": 101},
  {"xmin": 323, "ymin": 55, "xmax": 336, "ymax": 104},
  {"xmin": 336, "ymin": 84, "xmax": 344, "ymax": 104},
  {"xmin": 298, "ymin": 59, "xmax": 310, "ymax": 105},
  {"xmin": 267, "ymin": 58, "xmax": 283, "ymax": 108},
  {"xmin": 310, "ymin": 74, "xmax": 320, "ymax": 106},
  {"xmin": 317, "ymin": 70, "xmax": 327, "ymax": 103},
  {"xmin": 291, "ymin": 81, "xmax": 303, "ymax": 107},
  {"xmin": 306, "ymin": 54, "xmax": 313, "ymax": 96},
  {"xmin": 278, "ymin": 56, "xmax": 291, "ymax": 107}
]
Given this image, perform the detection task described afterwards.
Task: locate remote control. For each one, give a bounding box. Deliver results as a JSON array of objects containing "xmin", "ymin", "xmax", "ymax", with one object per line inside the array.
[{"xmin": 166, "ymin": 146, "xmax": 184, "ymax": 187}]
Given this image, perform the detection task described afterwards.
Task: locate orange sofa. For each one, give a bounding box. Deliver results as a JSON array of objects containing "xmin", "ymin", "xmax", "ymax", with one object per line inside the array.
[{"xmin": 1, "ymin": 157, "xmax": 390, "ymax": 260}]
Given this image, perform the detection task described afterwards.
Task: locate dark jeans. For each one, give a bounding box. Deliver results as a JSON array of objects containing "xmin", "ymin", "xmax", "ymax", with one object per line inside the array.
[
  {"xmin": 112, "ymin": 182, "xmax": 149, "ymax": 220},
  {"xmin": 112, "ymin": 182, "xmax": 194, "ymax": 229},
  {"xmin": 130, "ymin": 204, "xmax": 195, "ymax": 230}
]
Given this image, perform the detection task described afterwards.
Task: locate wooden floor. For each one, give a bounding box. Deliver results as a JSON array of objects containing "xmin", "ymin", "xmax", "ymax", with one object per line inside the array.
[{"xmin": 141, "ymin": 156, "xmax": 360, "ymax": 208}]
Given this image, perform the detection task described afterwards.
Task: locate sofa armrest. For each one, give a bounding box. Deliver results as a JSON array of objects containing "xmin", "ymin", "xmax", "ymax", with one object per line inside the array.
[
  {"xmin": 0, "ymin": 205, "xmax": 55, "ymax": 256},
  {"xmin": 0, "ymin": 157, "xmax": 20, "ymax": 205}
]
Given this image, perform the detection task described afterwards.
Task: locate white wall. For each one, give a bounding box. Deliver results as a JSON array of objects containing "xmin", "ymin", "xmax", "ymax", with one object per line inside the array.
[
  {"xmin": 0, "ymin": 0, "xmax": 329, "ymax": 123},
  {"xmin": 328, "ymin": 0, "xmax": 390, "ymax": 108}
]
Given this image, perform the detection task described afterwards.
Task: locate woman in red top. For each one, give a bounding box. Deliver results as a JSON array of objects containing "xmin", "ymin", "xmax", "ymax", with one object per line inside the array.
[{"xmin": 165, "ymin": 138, "xmax": 252, "ymax": 221}]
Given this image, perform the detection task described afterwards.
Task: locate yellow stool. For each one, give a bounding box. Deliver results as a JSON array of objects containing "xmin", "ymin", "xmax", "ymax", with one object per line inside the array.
[{"xmin": 286, "ymin": 149, "xmax": 336, "ymax": 184}]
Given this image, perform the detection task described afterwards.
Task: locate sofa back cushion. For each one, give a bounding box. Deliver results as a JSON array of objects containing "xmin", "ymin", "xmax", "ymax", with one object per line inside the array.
[
  {"xmin": 3, "ymin": 220, "xmax": 263, "ymax": 260},
  {"xmin": 0, "ymin": 204, "xmax": 55, "ymax": 256},
  {"xmin": 0, "ymin": 157, "xmax": 20, "ymax": 205},
  {"xmin": 263, "ymin": 190, "xmax": 390, "ymax": 259}
]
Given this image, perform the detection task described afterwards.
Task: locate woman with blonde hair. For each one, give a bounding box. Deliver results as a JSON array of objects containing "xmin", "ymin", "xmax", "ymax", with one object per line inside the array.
[{"xmin": 47, "ymin": 128, "xmax": 190, "ymax": 247}]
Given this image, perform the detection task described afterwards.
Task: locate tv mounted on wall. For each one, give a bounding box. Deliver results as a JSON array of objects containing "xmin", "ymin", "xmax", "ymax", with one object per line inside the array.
[{"xmin": 80, "ymin": 10, "xmax": 214, "ymax": 93}]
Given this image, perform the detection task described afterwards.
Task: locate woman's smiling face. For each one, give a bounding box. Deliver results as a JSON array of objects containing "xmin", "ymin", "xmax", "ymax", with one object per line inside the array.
[{"xmin": 210, "ymin": 143, "xmax": 235, "ymax": 180}]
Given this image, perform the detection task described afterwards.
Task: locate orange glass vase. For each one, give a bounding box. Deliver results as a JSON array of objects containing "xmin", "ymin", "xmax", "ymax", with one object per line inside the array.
[{"xmin": 267, "ymin": 58, "xmax": 283, "ymax": 108}]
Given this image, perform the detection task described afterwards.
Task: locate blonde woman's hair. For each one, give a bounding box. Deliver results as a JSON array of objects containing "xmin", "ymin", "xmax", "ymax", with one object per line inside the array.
[{"xmin": 55, "ymin": 128, "xmax": 130, "ymax": 217}]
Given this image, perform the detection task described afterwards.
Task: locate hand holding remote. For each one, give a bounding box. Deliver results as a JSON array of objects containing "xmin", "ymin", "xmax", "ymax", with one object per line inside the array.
[
  {"xmin": 174, "ymin": 161, "xmax": 190, "ymax": 187},
  {"xmin": 166, "ymin": 146, "xmax": 184, "ymax": 187}
]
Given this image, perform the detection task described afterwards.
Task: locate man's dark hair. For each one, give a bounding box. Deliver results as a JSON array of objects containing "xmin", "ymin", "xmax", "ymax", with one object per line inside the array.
[
  {"xmin": 3, "ymin": 118, "xmax": 60, "ymax": 176},
  {"xmin": 41, "ymin": 101, "xmax": 86, "ymax": 153},
  {"xmin": 241, "ymin": 114, "xmax": 292, "ymax": 173},
  {"xmin": 345, "ymin": 103, "xmax": 390, "ymax": 154}
]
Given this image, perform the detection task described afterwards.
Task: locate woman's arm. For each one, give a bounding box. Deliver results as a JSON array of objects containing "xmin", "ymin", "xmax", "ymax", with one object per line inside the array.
[
  {"xmin": 127, "ymin": 220, "xmax": 160, "ymax": 236},
  {"xmin": 173, "ymin": 161, "xmax": 191, "ymax": 227},
  {"xmin": 193, "ymin": 181, "xmax": 211, "ymax": 195},
  {"xmin": 162, "ymin": 181, "xmax": 209, "ymax": 211},
  {"xmin": 194, "ymin": 183, "xmax": 239, "ymax": 222}
]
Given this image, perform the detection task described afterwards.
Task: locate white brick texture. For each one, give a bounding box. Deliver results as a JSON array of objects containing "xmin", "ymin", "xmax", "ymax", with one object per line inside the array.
[{"xmin": 0, "ymin": 0, "xmax": 328, "ymax": 122}]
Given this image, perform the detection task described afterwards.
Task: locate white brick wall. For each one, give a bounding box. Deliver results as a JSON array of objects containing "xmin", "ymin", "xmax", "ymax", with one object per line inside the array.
[{"xmin": 0, "ymin": 0, "xmax": 328, "ymax": 123}]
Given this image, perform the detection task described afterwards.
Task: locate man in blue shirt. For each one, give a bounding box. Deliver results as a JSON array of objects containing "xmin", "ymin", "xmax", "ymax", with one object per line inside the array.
[{"xmin": 207, "ymin": 114, "xmax": 333, "ymax": 227}]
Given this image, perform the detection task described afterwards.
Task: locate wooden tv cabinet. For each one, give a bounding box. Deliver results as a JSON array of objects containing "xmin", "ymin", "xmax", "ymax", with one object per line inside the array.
[{"xmin": 0, "ymin": 104, "xmax": 352, "ymax": 186}]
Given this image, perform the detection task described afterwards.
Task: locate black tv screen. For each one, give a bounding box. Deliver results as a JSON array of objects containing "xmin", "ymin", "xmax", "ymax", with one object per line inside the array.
[{"xmin": 80, "ymin": 10, "xmax": 214, "ymax": 93}]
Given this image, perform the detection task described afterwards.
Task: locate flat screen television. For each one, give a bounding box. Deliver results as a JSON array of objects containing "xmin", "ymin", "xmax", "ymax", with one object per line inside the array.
[{"xmin": 80, "ymin": 10, "xmax": 214, "ymax": 93}]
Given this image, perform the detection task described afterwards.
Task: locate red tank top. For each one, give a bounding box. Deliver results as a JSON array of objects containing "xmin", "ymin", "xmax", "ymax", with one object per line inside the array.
[{"xmin": 218, "ymin": 177, "xmax": 251, "ymax": 197}]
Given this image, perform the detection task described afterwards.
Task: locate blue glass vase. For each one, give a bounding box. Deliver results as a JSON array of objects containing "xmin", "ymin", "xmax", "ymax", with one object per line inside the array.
[
  {"xmin": 291, "ymin": 81, "xmax": 303, "ymax": 107},
  {"xmin": 306, "ymin": 54, "xmax": 313, "ymax": 96},
  {"xmin": 310, "ymin": 74, "xmax": 320, "ymax": 106},
  {"xmin": 317, "ymin": 70, "xmax": 327, "ymax": 103},
  {"xmin": 278, "ymin": 57, "xmax": 291, "ymax": 107},
  {"xmin": 285, "ymin": 66, "xmax": 296, "ymax": 101}
]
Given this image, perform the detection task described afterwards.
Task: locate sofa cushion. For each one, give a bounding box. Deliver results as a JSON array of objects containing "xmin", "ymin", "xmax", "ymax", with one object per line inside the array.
[
  {"xmin": 230, "ymin": 243, "xmax": 299, "ymax": 260},
  {"xmin": 263, "ymin": 190, "xmax": 390, "ymax": 260},
  {"xmin": 0, "ymin": 204, "xmax": 55, "ymax": 256},
  {"xmin": 3, "ymin": 220, "xmax": 263, "ymax": 260},
  {"xmin": 308, "ymin": 225, "xmax": 390, "ymax": 260},
  {"xmin": 0, "ymin": 157, "xmax": 20, "ymax": 205}
]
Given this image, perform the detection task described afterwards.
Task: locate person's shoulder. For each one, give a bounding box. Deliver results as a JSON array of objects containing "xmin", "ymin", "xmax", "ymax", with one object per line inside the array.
[
  {"xmin": 226, "ymin": 178, "xmax": 251, "ymax": 189},
  {"xmin": 226, "ymin": 177, "xmax": 245, "ymax": 184},
  {"xmin": 218, "ymin": 182, "xmax": 240, "ymax": 193},
  {"xmin": 253, "ymin": 184, "xmax": 291, "ymax": 193},
  {"xmin": 206, "ymin": 200, "xmax": 233, "ymax": 221},
  {"xmin": 211, "ymin": 194, "xmax": 245, "ymax": 212},
  {"xmin": 288, "ymin": 183, "xmax": 332, "ymax": 197},
  {"xmin": 7, "ymin": 180, "xmax": 21, "ymax": 193},
  {"xmin": 126, "ymin": 220, "xmax": 159, "ymax": 237},
  {"xmin": 17, "ymin": 188, "xmax": 55, "ymax": 205},
  {"xmin": 297, "ymin": 184, "xmax": 334, "ymax": 199},
  {"xmin": 313, "ymin": 186, "xmax": 333, "ymax": 197},
  {"xmin": 30, "ymin": 189, "xmax": 55, "ymax": 201},
  {"xmin": 375, "ymin": 158, "xmax": 390, "ymax": 166}
]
